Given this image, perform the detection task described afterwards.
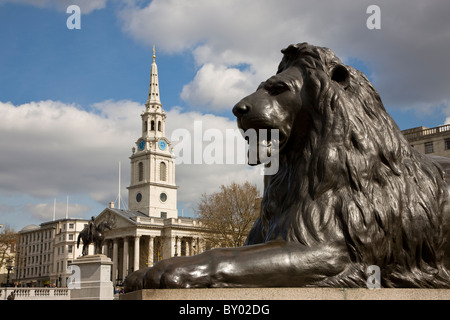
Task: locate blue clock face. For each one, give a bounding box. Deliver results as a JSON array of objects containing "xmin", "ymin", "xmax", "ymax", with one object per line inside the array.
[
  {"xmin": 158, "ymin": 140, "xmax": 167, "ymax": 151},
  {"xmin": 138, "ymin": 140, "xmax": 145, "ymax": 151}
]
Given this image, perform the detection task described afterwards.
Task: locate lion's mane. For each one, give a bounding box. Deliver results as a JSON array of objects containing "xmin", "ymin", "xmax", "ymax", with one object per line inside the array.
[{"xmin": 254, "ymin": 43, "xmax": 450, "ymax": 287}]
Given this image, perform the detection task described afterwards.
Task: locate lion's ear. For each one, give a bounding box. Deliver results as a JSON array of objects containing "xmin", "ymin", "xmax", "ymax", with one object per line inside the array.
[{"xmin": 331, "ymin": 65, "xmax": 350, "ymax": 89}]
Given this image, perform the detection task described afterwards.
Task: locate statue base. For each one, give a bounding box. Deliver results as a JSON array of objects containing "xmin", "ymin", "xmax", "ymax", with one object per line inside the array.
[
  {"xmin": 120, "ymin": 287, "xmax": 450, "ymax": 300},
  {"xmin": 70, "ymin": 254, "xmax": 114, "ymax": 300}
]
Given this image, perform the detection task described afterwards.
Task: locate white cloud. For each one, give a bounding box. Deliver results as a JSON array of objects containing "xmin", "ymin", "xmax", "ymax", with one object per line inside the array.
[
  {"xmin": 0, "ymin": 100, "xmax": 141, "ymax": 201},
  {"xmin": 119, "ymin": 0, "xmax": 450, "ymax": 114},
  {"xmin": 0, "ymin": 0, "xmax": 108, "ymax": 14},
  {"xmin": 180, "ymin": 64, "xmax": 256, "ymax": 112}
]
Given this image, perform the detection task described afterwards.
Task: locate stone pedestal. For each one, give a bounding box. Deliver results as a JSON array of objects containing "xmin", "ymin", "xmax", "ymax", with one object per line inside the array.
[
  {"xmin": 70, "ymin": 254, "xmax": 114, "ymax": 300},
  {"xmin": 120, "ymin": 287, "xmax": 450, "ymax": 300}
]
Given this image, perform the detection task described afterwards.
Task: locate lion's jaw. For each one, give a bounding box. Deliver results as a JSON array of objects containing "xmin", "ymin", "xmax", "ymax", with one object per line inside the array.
[
  {"xmin": 233, "ymin": 70, "xmax": 304, "ymax": 166},
  {"xmin": 234, "ymin": 103, "xmax": 293, "ymax": 166}
]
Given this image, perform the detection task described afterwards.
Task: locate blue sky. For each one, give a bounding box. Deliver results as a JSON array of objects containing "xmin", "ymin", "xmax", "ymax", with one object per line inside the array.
[
  {"xmin": 1, "ymin": 0, "xmax": 450, "ymax": 230},
  {"xmin": 0, "ymin": 2, "xmax": 193, "ymax": 109}
]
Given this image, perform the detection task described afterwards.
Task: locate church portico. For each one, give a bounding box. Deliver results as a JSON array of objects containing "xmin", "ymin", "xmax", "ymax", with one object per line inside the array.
[{"xmin": 96, "ymin": 207, "xmax": 207, "ymax": 285}]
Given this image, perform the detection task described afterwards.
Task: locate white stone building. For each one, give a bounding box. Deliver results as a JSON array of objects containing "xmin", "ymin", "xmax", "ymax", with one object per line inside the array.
[{"xmin": 15, "ymin": 218, "xmax": 89, "ymax": 287}]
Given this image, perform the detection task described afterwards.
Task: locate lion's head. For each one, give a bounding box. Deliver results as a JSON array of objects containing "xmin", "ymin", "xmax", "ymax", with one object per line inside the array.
[
  {"xmin": 233, "ymin": 42, "xmax": 450, "ymax": 287},
  {"xmin": 233, "ymin": 43, "xmax": 354, "ymax": 165}
]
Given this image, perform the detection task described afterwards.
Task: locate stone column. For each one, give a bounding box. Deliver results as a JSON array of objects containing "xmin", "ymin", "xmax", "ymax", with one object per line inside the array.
[
  {"xmin": 200, "ymin": 238, "xmax": 206, "ymax": 253},
  {"xmin": 112, "ymin": 239, "xmax": 118, "ymax": 284},
  {"xmin": 176, "ymin": 236, "xmax": 181, "ymax": 256},
  {"xmin": 190, "ymin": 238, "xmax": 196, "ymax": 256},
  {"xmin": 171, "ymin": 236, "xmax": 176, "ymax": 257},
  {"xmin": 122, "ymin": 237, "xmax": 129, "ymax": 280},
  {"xmin": 147, "ymin": 236, "xmax": 154, "ymax": 266},
  {"xmin": 197, "ymin": 237, "xmax": 203, "ymax": 254},
  {"xmin": 169, "ymin": 236, "xmax": 175, "ymax": 257},
  {"xmin": 133, "ymin": 235, "xmax": 140, "ymax": 272}
]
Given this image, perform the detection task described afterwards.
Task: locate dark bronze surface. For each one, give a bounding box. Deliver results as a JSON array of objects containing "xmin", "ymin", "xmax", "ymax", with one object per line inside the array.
[
  {"xmin": 124, "ymin": 43, "xmax": 450, "ymax": 291},
  {"xmin": 77, "ymin": 215, "xmax": 114, "ymax": 256}
]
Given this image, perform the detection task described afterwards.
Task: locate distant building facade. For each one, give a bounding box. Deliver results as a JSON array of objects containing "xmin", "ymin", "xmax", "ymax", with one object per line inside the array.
[
  {"xmin": 402, "ymin": 124, "xmax": 450, "ymax": 158},
  {"xmin": 14, "ymin": 218, "xmax": 89, "ymax": 287},
  {"xmin": 402, "ymin": 124, "xmax": 450, "ymax": 183},
  {"xmin": 97, "ymin": 205, "xmax": 208, "ymax": 286}
]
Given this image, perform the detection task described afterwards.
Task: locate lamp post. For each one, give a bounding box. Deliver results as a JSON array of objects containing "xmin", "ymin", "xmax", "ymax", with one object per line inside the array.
[{"xmin": 6, "ymin": 258, "xmax": 13, "ymax": 287}]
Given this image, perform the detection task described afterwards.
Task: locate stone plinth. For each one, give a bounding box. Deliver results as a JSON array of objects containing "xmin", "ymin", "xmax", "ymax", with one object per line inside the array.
[
  {"xmin": 70, "ymin": 254, "xmax": 114, "ymax": 300},
  {"xmin": 120, "ymin": 287, "xmax": 450, "ymax": 300}
]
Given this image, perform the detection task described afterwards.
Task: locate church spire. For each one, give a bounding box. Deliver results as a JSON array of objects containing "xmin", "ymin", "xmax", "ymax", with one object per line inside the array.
[
  {"xmin": 146, "ymin": 44, "xmax": 161, "ymax": 106},
  {"xmin": 140, "ymin": 45, "xmax": 166, "ymax": 140}
]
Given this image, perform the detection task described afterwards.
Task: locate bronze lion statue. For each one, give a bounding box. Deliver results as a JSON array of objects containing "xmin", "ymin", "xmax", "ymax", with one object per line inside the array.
[{"xmin": 125, "ymin": 42, "xmax": 450, "ymax": 291}]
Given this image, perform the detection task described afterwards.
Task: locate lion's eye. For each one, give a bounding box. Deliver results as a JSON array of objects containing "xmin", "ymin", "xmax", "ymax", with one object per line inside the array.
[{"xmin": 266, "ymin": 82, "xmax": 289, "ymax": 96}]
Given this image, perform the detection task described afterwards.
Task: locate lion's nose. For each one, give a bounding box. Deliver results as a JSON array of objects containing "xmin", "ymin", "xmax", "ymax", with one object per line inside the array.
[{"xmin": 232, "ymin": 102, "xmax": 250, "ymax": 118}]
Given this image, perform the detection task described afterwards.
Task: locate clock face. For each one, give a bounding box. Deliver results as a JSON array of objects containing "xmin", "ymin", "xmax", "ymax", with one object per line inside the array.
[
  {"xmin": 138, "ymin": 140, "xmax": 145, "ymax": 151},
  {"xmin": 158, "ymin": 139, "xmax": 167, "ymax": 151},
  {"xmin": 160, "ymin": 192, "xmax": 167, "ymax": 202}
]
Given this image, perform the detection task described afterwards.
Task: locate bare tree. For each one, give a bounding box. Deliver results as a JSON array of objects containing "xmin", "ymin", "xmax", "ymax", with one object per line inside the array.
[
  {"xmin": 0, "ymin": 225, "xmax": 17, "ymax": 269},
  {"xmin": 196, "ymin": 181, "xmax": 261, "ymax": 248}
]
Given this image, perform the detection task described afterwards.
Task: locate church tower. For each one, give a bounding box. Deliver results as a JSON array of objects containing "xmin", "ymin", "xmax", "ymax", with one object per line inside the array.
[{"xmin": 127, "ymin": 47, "xmax": 178, "ymax": 218}]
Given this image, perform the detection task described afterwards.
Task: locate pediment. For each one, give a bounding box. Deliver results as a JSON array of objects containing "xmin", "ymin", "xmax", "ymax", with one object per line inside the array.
[{"xmin": 95, "ymin": 208, "xmax": 139, "ymax": 229}]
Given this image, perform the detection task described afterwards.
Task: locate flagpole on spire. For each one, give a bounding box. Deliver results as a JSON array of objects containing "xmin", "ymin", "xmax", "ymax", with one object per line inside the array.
[{"xmin": 153, "ymin": 44, "xmax": 156, "ymax": 63}]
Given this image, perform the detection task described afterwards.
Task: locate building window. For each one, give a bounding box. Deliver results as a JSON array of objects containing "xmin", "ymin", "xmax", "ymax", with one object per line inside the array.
[
  {"xmin": 445, "ymin": 139, "xmax": 450, "ymax": 150},
  {"xmin": 160, "ymin": 162, "xmax": 167, "ymax": 181},
  {"xmin": 158, "ymin": 121, "xmax": 162, "ymax": 131},
  {"xmin": 161, "ymin": 212, "xmax": 167, "ymax": 219},
  {"xmin": 69, "ymin": 223, "xmax": 74, "ymax": 229},
  {"xmin": 151, "ymin": 120, "xmax": 155, "ymax": 131},
  {"xmin": 425, "ymin": 142, "xmax": 434, "ymax": 154},
  {"xmin": 138, "ymin": 162, "xmax": 144, "ymax": 181}
]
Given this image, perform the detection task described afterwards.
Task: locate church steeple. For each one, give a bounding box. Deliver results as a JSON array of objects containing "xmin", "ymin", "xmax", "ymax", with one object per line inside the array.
[
  {"xmin": 128, "ymin": 47, "xmax": 178, "ymax": 218},
  {"xmin": 147, "ymin": 45, "xmax": 161, "ymax": 106},
  {"xmin": 140, "ymin": 45, "xmax": 166, "ymax": 140}
]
